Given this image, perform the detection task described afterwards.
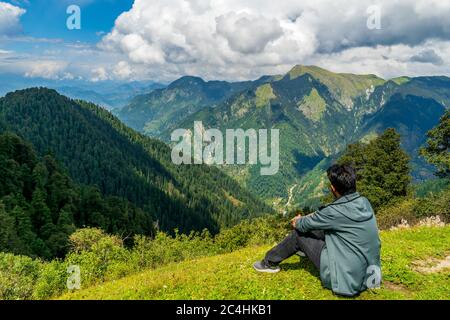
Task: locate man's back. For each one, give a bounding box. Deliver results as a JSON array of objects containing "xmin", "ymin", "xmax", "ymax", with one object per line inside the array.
[
  {"xmin": 296, "ymin": 192, "xmax": 382, "ymax": 296},
  {"xmin": 256, "ymin": 164, "xmax": 382, "ymax": 297}
]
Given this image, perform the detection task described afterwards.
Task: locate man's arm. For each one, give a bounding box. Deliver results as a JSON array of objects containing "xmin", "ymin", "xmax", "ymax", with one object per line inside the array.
[{"xmin": 295, "ymin": 209, "xmax": 335, "ymax": 233}]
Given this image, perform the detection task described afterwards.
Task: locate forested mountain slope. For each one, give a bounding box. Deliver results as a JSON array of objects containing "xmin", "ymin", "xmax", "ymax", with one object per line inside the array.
[
  {"xmin": 0, "ymin": 88, "xmax": 272, "ymax": 237},
  {"xmin": 0, "ymin": 132, "xmax": 154, "ymax": 259}
]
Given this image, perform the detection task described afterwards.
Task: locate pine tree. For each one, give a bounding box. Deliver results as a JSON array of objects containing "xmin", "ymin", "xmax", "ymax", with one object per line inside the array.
[
  {"xmin": 0, "ymin": 202, "xmax": 15, "ymax": 252},
  {"xmin": 339, "ymin": 128, "xmax": 411, "ymax": 210},
  {"xmin": 420, "ymin": 110, "xmax": 450, "ymax": 178},
  {"xmin": 10, "ymin": 205, "xmax": 36, "ymax": 255}
]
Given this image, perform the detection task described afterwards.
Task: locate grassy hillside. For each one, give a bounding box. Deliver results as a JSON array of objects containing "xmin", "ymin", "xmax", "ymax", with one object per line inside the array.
[
  {"xmin": 288, "ymin": 65, "xmax": 386, "ymax": 108},
  {"xmin": 61, "ymin": 225, "xmax": 450, "ymax": 300}
]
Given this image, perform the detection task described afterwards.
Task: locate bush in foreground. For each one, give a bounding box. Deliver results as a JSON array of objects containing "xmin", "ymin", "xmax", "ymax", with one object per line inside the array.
[
  {"xmin": 377, "ymin": 187, "xmax": 449, "ymax": 229},
  {"xmin": 0, "ymin": 215, "xmax": 290, "ymax": 300}
]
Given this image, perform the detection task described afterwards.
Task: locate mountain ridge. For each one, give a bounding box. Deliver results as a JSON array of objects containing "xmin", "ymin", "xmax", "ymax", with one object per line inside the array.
[{"xmin": 117, "ymin": 65, "xmax": 449, "ymax": 209}]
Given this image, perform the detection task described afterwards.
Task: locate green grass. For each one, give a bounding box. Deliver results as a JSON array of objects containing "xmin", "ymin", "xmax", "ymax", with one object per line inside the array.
[
  {"xmin": 255, "ymin": 84, "xmax": 276, "ymax": 108},
  {"xmin": 298, "ymin": 88, "xmax": 327, "ymax": 122},
  {"xmin": 391, "ymin": 76, "xmax": 411, "ymax": 85},
  {"xmin": 288, "ymin": 65, "xmax": 386, "ymax": 102},
  {"xmin": 60, "ymin": 226, "xmax": 450, "ymax": 300}
]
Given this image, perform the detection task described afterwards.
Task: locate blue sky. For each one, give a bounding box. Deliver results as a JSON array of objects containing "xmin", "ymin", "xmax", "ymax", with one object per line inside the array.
[
  {"xmin": 0, "ymin": 0, "xmax": 450, "ymax": 82},
  {"xmin": 4, "ymin": 0, "xmax": 133, "ymax": 42}
]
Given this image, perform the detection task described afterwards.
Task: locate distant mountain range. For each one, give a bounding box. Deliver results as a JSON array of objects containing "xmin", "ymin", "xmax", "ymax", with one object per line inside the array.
[
  {"xmin": 117, "ymin": 75, "xmax": 277, "ymax": 136},
  {"xmin": 0, "ymin": 74, "xmax": 165, "ymax": 110},
  {"xmin": 117, "ymin": 65, "xmax": 449, "ymax": 209}
]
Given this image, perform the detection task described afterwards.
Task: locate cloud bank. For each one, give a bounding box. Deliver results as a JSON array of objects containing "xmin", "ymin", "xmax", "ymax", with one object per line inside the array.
[
  {"xmin": 93, "ymin": 0, "xmax": 450, "ymax": 81},
  {"xmin": 3, "ymin": 0, "xmax": 450, "ymax": 81}
]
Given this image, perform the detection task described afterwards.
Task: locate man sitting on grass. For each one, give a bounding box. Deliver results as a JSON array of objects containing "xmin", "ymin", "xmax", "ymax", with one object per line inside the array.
[{"xmin": 253, "ymin": 164, "xmax": 381, "ymax": 296}]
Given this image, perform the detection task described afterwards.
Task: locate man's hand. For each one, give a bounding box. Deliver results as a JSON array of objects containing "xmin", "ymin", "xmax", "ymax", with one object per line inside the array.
[{"xmin": 291, "ymin": 214, "xmax": 302, "ymax": 228}]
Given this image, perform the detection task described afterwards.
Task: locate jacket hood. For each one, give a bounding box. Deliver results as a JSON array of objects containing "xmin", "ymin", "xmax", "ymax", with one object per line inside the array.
[{"xmin": 328, "ymin": 192, "xmax": 374, "ymax": 222}]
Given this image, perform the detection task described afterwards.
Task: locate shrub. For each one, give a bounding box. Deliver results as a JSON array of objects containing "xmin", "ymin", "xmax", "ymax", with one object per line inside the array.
[
  {"xmin": 413, "ymin": 188, "xmax": 449, "ymax": 221},
  {"xmin": 376, "ymin": 199, "xmax": 417, "ymax": 230},
  {"xmin": 0, "ymin": 253, "xmax": 41, "ymax": 299},
  {"xmin": 214, "ymin": 221, "xmax": 254, "ymax": 252},
  {"xmin": 68, "ymin": 227, "xmax": 120, "ymax": 253},
  {"xmin": 130, "ymin": 229, "xmax": 215, "ymax": 270},
  {"xmin": 377, "ymin": 187, "xmax": 449, "ymax": 229},
  {"xmin": 214, "ymin": 215, "xmax": 289, "ymax": 251},
  {"xmin": 66, "ymin": 230, "xmax": 128, "ymax": 287},
  {"xmin": 32, "ymin": 259, "xmax": 68, "ymax": 299}
]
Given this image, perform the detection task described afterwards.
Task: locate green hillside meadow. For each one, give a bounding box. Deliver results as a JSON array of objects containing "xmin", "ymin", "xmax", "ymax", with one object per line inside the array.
[{"xmin": 61, "ymin": 225, "xmax": 450, "ymax": 300}]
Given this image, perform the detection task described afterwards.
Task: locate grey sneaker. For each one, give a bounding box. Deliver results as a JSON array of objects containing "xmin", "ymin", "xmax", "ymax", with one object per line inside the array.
[
  {"xmin": 253, "ymin": 261, "xmax": 281, "ymax": 273},
  {"xmin": 296, "ymin": 250, "xmax": 306, "ymax": 257}
]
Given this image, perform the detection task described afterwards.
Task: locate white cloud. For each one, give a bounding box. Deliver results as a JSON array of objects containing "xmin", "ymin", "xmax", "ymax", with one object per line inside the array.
[
  {"xmin": 95, "ymin": 0, "xmax": 450, "ymax": 81},
  {"xmin": 99, "ymin": 0, "xmax": 317, "ymax": 80},
  {"xmin": 119, "ymin": 33, "xmax": 165, "ymax": 64},
  {"xmin": 0, "ymin": 2, "xmax": 25, "ymax": 36},
  {"xmin": 312, "ymin": 40, "xmax": 450, "ymax": 79},
  {"xmin": 91, "ymin": 67, "xmax": 109, "ymax": 82},
  {"xmin": 113, "ymin": 60, "xmax": 133, "ymax": 79},
  {"xmin": 24, "ymin": 60, "xmax": 68, "ymax": 79},
  {"xmin": 216, "ymin": 12, "xmax": 283, "ymax": 54}
]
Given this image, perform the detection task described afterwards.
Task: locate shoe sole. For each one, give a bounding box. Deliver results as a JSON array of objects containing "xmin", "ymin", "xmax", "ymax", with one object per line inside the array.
[{"xmin": 253, "ymin": 265, "xmax": 281, "ymax": 273}]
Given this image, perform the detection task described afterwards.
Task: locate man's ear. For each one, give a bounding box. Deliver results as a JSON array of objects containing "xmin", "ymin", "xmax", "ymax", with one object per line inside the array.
[{"xmin": 330, "ymin": 184, "xmax": 336, "ymax": 193}]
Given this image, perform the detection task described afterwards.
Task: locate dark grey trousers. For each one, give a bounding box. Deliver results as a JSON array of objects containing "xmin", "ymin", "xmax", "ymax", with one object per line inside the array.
[{"xmin": 263, "ymin": 230, "xmax": 326, "ymax": 270}]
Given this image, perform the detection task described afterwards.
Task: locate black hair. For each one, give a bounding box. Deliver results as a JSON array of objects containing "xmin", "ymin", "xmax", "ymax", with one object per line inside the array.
[{"xmin": 326, "ymin": 164, "xmax": 356, "ymax": 195}]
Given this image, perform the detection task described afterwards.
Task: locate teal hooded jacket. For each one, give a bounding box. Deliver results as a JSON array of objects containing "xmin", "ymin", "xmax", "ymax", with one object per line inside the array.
[{"xmin": 295, "ymin": 192, "xmax": 381, "ymax": 296}]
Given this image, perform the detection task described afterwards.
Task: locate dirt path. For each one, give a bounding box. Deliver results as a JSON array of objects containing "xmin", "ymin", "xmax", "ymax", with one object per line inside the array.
[
  {"xmin": 286, "ymin": 184, "xmax": 297, "ymax": 208},
  {"xmin": 413, "ymin": 255, "xmax": 450, "ymax": 274}
]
